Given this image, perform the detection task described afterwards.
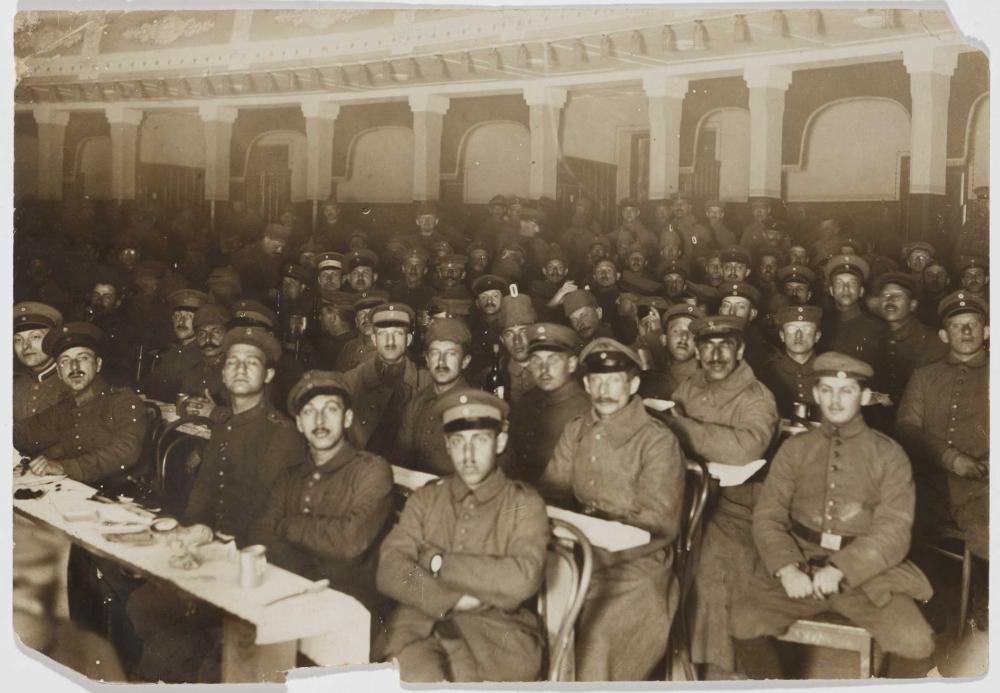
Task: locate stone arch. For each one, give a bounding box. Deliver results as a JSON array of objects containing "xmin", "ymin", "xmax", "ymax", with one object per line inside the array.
[
  {"xmin": 74, "ymin": 135, "xmax": 112, "ymax": 199},
  {"xmin": 964, "ymin": 93, "xmax": 989, "ymax": 194},
  {"xmin": 691, "ymin": 107, "xmax": 751, "ymax": 202}
]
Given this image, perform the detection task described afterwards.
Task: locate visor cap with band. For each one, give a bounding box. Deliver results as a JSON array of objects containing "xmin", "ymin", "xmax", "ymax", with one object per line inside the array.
[
  {"xmin": 810, "ymin": 351, "xmax": 874, "ymax": 381},
  {"xmin": 14, "ymin": 301, "xmax": 63, "ymax": 332},
  {"xmin": 440, "ymin": 389, "xmax": 510, "ymax": 433},
  {"xmin": 42, "ymin": 322, "xmax": 105, "ymax": 358},
  {"xmin": 579, "ymin": 337, "xmax": 642, "ymax": 373},
  {"xmin": 287, "ymin": 370, "xmax": 353, "ymax": 416}
]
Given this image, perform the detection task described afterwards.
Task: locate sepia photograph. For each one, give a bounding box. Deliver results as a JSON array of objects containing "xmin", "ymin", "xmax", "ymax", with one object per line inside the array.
[{"xmin": 6, "ymin": 1, "xmax": 992, "ymax": 688}]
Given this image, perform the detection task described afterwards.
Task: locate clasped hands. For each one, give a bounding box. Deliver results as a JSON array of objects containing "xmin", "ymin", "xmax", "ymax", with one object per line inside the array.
[
  {"xmin": 28, "ymin": 455, "xmax": 65, "ymax": 477},
  {"xmin": 777, "ymin": 562, "xmax": 844, "ymax": 600}
]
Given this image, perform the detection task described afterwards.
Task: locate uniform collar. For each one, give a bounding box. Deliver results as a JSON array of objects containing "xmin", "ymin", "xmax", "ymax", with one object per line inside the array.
[
  {"xmin": 448, "ymin": 467, "xmax": 508, "ymax": 504},
  {"xmin": 834, "ymin": 302, "xmax": 863, "ymax": 320},
  {"xmin": 669, "ymin": 357, "xmax": 699, "ymax": 380},
  {"xmin": 547, "ymin": 379, "xmax": 585, "ymax": 405},
  {"xmin": 35, "ymin": 361, "xmax": 58, "ymax": 383},
  {"xmin": 73, "ymin": 375, "xmax": 108, "ymax": 407},
  {"xmin": 695, "ymin": 359, "xmax": 756, "ymax": 393},
  {"xmin": 588, "ymin": 395, "xmax": 648, "ymax": 446},
  {"xmin": 507, "ymin": 359, "xmax": 531, "ymax": 377},
  {"xmin": 306, "ymin": 441, "xmax": 357, "ymax": 475},
  {"xmin": 947, "ymin": 349, "xmax": 988, "ymax": 368},
  {"xmin": 230, "ymin": 397, "xmax": 270, "ymax": 425},
  {"xmin": 887, "ymin": 316, "xmax": 921, "ymax": 339},
  {"xmin": 820, "ymin": 414, "xmax": 867, "ymax": 440}
]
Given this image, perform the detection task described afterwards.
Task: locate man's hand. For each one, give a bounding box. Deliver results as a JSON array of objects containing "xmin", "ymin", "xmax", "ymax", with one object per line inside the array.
[
  {"xmin": 811, "ymin": 565, "xmax": 844, "ymax": 597},
  {"xmin": 952, "ymin": 453, "xmax": 988, "ymax": 479},
  {"xmin": 777, "ymin": 564, "xmax": 813, "ymax": 599},
  {"xmin": 182, "ymin": 397, "xmax": 215, "ymax": 419},
  {"xmin": 452, "ymin": 594, "xmax": 483, "ymax": 612},
  {"xmin": 29, "ymin": 456, "xmax": 64, "ymax": 477},
  {"xmin": 551, "ymin": 280, "xmax": 578, "ymax": 303}
]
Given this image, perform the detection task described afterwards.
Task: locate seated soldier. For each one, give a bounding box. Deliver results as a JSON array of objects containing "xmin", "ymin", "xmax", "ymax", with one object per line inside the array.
[
  {"xmin": 252, "ymin": 371, "xmax": 395, "ymax": 638},
  {"xmin": 639, "ymin": 303, "xmax": 704, "ymax": 400},
  {"xmin": 177, "ymin": 303, "xmax": 232, "ymax": 416},
  {"xmin": 140, "ymin": 289, "xmax": 209, "ymax": 402},
  {"xmin": 731, "ymin": 352, "xmax": 935, "ymax": 678},
  {"xmin": 376, "ymin": 389, "xmax": 549, "ymax": 682},
  {"xmin": 396, "ymin": 317, "xmax": 473, "ymax": 475},
  {"xmin": 540, "ymin": 338, "xmax": 685, "ymax": 680},
  {"xmin": 759, "ymin": 305, "xmax": 823, "ymax": 420},
  {"xmin": 13, "ymin": 301, "xmax": 66, "ymax": 422}
]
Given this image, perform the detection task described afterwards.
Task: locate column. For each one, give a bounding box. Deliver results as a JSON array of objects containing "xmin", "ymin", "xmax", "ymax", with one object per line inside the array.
[
  {"xmin": 643, "ymin": 75, "xmax": 688, "ymax": 201},
  {"xmin": 408, "ymin": 94, "xmax": 449, "ymax": 201},
  {"xmin": 904, "ymin": 45, "xmax": 959, "ymax": 241},
  {"xmin": 105, "ymin": 105, "xmax": 143, "ymax": 201},
  {"xmin": 198, "ymin": 103, "xmax": 238, "ymax": 201},
  {"xmin": 744, "ymin": 65, "xmax": 792, "ymax": 202},
  {"xmin": 523, "ymin": 85, "xmax": 567, "ymax": 200},
  {"xmin": 301, "ymin": 99, "xmax": 340, "ymax": 203},
  {"xmin": 33, "ymin": 107, "xmax": 70, "ymax": 200}
]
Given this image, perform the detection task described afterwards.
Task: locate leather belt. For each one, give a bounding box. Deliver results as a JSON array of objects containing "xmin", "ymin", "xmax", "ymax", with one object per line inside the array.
[{"xmin": 790, "ymin": 518, "xmax": 855, "ymax": 550}]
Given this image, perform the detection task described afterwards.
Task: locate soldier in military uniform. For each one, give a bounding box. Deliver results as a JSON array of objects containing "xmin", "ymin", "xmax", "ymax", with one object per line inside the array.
[
  {"xmin": 344, "ymin": 248, "xmax": 380, "ymax": 294},
  {"xmin": 344, "ymin": 303, "xmax": 421, "ymax": 457},
  {"xmin": 474, "ymin": 293, "xmax": 536, "ymax": 401},
  {"xmin": 957, "ymin": 255, "xmax": 988, "ymax": 299},
  {"xmin": 140, "ymin": 289, "xmax": 210, "ymax": 402},
  {"xmin": 205, "ymin": 265, "xmax": 241, "ymax": 308},
  {"xmin": 665, "ymin": 315, "xmax": 779, "ymax": 678},
  {"xmin": 434, "ymin": 253, "xmax": 474, "ymax": 301},
  {"xmin": 897, "ymin": 290, "xmax": 989, "ymax": 557},
  {"xmin": 704, "ymin": 199, "xmax": 737, "ymax": 249},
  {"xmin": 819, "ymin": 254, "xmax": 885, "ymax": 367},
  {"xmin": 83, "ymin": 270, "xmax": 140, "ymax": 388},
  {"xmin": 508, "ymin": 323, "xmax": 590, "ymax": 484},
  {"xmin": 252, "ymin": 370, "xmax": 396, "ymax": 636},
  {"xmin": 562, "ymin": 288, "xmax": 612, "ymax": 345},
  {"xmin": 13, "ymin": 301, "xmax": 66, "ymax": 422},
  {"xmin": 177, "ymin": 303, "xmax": 232, "ymax": 414},
  {"xmin": 740, "ymin": 198, "xmax": 773, "ymax": 249},
  {"xmin": 308, "ymin": 290, "xmax": 357, "ymax": 370},
  {"xmin": 673, "ymin": 194, "xmax": 714, "ymax": 260},
  {"xmin": 336, "ymin": 290, "xmax": 388, "ymax": 372},
  {"xmin": 127, "ymin": 325, "xmax": 303, "ymax": 683},
  {"xmin": 731, "ymin": 353, "xmax": 935, "ymax": 678},
  {"xmin": 719, "ymin": 244, "xmax": 753, "ymax": 283},
  {"xmin": 396, "ymin": 318, "xmax": 473, "ymax": 475},
  {"xmin": 376, "ymin": 389, "xmax": 549, "ymax": 682},
  {"xmin": 717, "ymin": 280, "xmax": 773, "ymax": 373},
  {"xmin": 230, "ymin": 222, "xmax": 290, "ymax": 300},
  {"xmin": 607, "ymin": 198, "xmax": 658, "ymax": 259},
  {"xmin": 387, "ymin": 247, "xmax": 435, "ymax": 317},
  {"xmin": 540, "ymin": 338, "xmax": 686, "ymax": 680},
  {"xmin": 466, "ymin": 274, "xmax": 508, "ymax": 375},
  {"xmin": 759, "ymin": 305, "xmax": 823, "ymax": 419},
  {"xmin": 639, "ymin": 304, "xmax": 705, "ymax": 400}
]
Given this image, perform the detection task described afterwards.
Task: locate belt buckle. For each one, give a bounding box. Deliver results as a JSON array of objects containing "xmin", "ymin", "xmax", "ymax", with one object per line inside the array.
[{"xmin": 820, "ymin": 532, "xmax": 842, "ymax": 551}]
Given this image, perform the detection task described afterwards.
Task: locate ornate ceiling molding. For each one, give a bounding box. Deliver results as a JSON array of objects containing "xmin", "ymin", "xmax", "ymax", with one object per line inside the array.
[
  {"xmin": 121, "ymin": 16, "xmax": 216, "ymax": 46},
  {"xmin": 272, "ymin": 9, "xmax": 372, "ymax": 30}
]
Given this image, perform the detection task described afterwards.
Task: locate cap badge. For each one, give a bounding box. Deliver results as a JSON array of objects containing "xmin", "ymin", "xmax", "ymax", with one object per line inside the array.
[
  {"xmin": 836, "ymin": 370, "xmax": 846, "ymax": 378},
  {"xmin": 245, "ymin": 328, "xmax": 252, "ymax": 335},
  {"xmin": 599, "ymin": 352, "xmax": 607, "ymax": 359},
  {"xmin": 459, "ymin": 394, "xmax": 468, "ymax": 404}
]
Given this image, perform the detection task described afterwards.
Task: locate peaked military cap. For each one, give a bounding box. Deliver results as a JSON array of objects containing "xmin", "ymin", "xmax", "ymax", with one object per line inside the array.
[
  {"xmin": 316, "ymin": 252, "xmax": 346, "ymax": 272},
  {"xmin": 166, "ymin": 289, "xmax": 210, "ymax": 313},
  {"xmin": 402, "ymin": 247, "xmax": 431, "ymax": 264},
  {"xmin": 488, "ymin": 194, "xmax": 508, "ymax": 207},
  {"xmin": 720, "ymin": 245, "xmax": 752, "ymax": 265},
  {"xmin": 471, "ymin": 274, "xmax": 509, "ymax": 296},
  {"xmin": 207, "ymin": 266, "xmax": 241, "ymax": 291},
  {"xmin": 657, "ymin": 258, "xmax": 690, "ymax": 279},
  {"xmin": 775, "ymin": 304, "xmax": 823, "ymax": 327},
  {"xmin": 720, "ymin": 282, "xmax": 762, "ymax": 306},
  {"xmin": 222, "ymin": 326, "xmax": 282, "ymax": 364},
  {"xmin": 414, "ymin": 200, "xmax": 439, "ymax": 216},
  {"xmin": 14, "ymin": 301, "xmax": 63, "ymax": 332},
  {"xmin": 440, "ymin": 389, "xmax": 509, "ymax": 432},
  {"xmin": 347, "ymin": 248, "xmax": 379, "ymax": 270},
  {"xmin": 282, "ymin": 263, "xmax": 314, "ymax": 283},
  {"xmin": 662, "ymin": 303, "xmax": 706, "ymax": 325},
  {"xmin": 287, "ymin": 370, "xmax": 353, "ymax": 416},
  {"xmin": 824, "ymin": 254, "xmax": 871, "ymax": 282},
  {"xmin": 956, "ymin": 255, "xmax": 987, "ymax": 274},
  {"xmin": 371, "ymin": 302, "xmax": 415, "ymax": 329},
  {"xmin": 689, "ymin": 315, "xmax": 746, "ymax": 340},
  {"xmin": 440, "ymin": 254, "xmax": 468, "ymax": 270},
  {"xmin": 580, "ymin": 337, "xmax": 642, "ymax": 373},
  {"xmin": 430, "ymin": 296, "xmax": 474, "ymax": 317},
  {"xmin": 353, "ymin": 290, "xmax": 390, "ymax": 312},
  {"xmin": 193, "ymin": 303, "xmax": 231, "ymax": 329},
  {"xmin": 230, "ymin": 299, "xmax": 277, "ymax": 330},
  {"xmin": 425, "ymin": 316, "xmax": 471, "ymax": 347},
  {"xmin": 937, "ymin": 290, "xmax": 988, "ymax": 321},
  {"xmin": 618, "ymin": 197, "xmax": 640, "ymax": 209},
  {"xmin": 42, "ymin": 322, "xmax": 104, "ymax": 358},
  {"xmin": 810, "ymin": 351, "xmax": 874, "ymax": 381},
  {"xmin": 902, "ymin": 241, "xmax": 936, "ymax": 261},
  {"xmin": 562, "ymin": 289, "xmax": 599, "ymax": 318},
  {"xmin": 872, "ymin": 271, "xmax": 918, "ymax": 295},
  {"xmin": 776, "ymin": 264, "xmax": 817, "ymax": 286},
  {"xmin": 527, "ymin": 322, "xmax": 579, "ymax": 354}
]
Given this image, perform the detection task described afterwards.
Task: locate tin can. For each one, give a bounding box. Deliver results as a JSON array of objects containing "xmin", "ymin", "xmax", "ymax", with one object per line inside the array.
[
  {"xmin": 239, "ymin": 544, "xmax": 267, "ymax": 588},
  {"xmin": 793, "ymin": 402, "xmax": 810, "ymax": 421}
]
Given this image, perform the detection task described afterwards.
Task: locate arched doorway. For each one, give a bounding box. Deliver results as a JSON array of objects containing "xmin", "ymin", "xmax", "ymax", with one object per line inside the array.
[
  {"xmin": 75, "ymin": 135, "xmax": 112, "ymax": 200},
  {"xmin": 243, "ymin": 130, "xmax": 307, "ymax": 222}
]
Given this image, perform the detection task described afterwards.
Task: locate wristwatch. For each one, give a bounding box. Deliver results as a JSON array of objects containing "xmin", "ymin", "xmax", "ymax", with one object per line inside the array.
[{"xmin": 429, "ymin": 553, "xmax": 443, "ymax": 578}]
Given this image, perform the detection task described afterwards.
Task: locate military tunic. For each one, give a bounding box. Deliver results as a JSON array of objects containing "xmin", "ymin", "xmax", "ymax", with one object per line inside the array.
[
  {"xmin": 183, "ymin": 399, "xmax": 304, "ymax": 546},
  {"xmin": 758, "ymin": 352, "xmax": 816, "ymax": 419},
  {"xmin": 12, "ymin": 361, "xmax": 66, "ymax": 422},
  {"xmin": 140, "ymin": 339, "xmax": 203, "ymax": 402},
  {"xmin": 730, "ymin": 417, "xmax": 935, "ymax": 660},
  {"xmin": 819, "ymin": 303, "xmax": 885, "ymax": 367},
  {"xmin": 376, "ymin": 470, "xmax": 549, "ymax": 682},
  {"xmin": 508, "ymin": 380, "xmax": 590, "ymax": 484},
  {"xmin": 334, "ymin": 333, "xmax": 377, "ymax": 372},
  {"xmin": 396, "ymin": 379, "xmax": 469, "ymax": 476},
  {"xmin": 252, "ymin": 442, "xmax": 395, "ymax": 618},
  {"xmin": 875, "ymin": 317, "xmax": 948, "ymax": 404},
  {"xmin": 344, "ymin": 357, "xmax": 421, "ymax": 455},
  {"xmin": 177, "ymin": 355, "xmax": 228, "ymax": 405},
  {"xmin": 14, "ymin": 375, "xmax": 148, "ymax": 486},
  {"xmin": 896, "ymin": 351, "xmax": 989, "ymax": 557},
  {"xmin": 542, "ymin": 396, "xmax": 686, "ymax": 681},
  {"xmin": 668, "ymin": 360, "xmax": 779, "ymax": 672}
]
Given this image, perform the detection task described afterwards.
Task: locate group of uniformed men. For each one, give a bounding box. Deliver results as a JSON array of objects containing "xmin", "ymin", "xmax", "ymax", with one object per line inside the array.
[{"xmin": 11, "ymin": 189, "xmax": 989, "ymax": 682}]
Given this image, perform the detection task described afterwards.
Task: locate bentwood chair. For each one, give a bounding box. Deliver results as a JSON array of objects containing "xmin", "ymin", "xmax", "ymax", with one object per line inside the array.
[{"xmin": 538, "ymin": 517, "xmax": 594, "ymax": 682}]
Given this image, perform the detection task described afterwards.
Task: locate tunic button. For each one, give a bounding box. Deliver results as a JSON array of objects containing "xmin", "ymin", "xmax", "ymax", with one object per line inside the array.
[
  {"xmin": 303, "ymin": 508, "xmax": 310, "ymax": 514},
  {"xmin": 460, "ymin": 528, "xmax": 467, "ymax": 534},
  {"xmin": 313, "ymin": 473, "xmax": 321, "ymax": 480},
  {"xmin": 827, "ymin": 500, "xmax": 834, "ymax": 506},
  {"xmin": 595, "ymin": 434, "xmax": 601, "ymax": 440},
  {"xmin": 463, "ymin": 513, "xmax": 470, "ymax": 520},
  {"xmin": 304, "ymin": 496, "xmax": 311, "ymax": 503},
  {"xmin": 226, "ymin": 426, "xmax": 232, "ymax": 431},
  {"xmin": 218, "ymin": 471, "xmax": 224, "ymax": 476},
  {"xmin": 587, "ymin": 479, "xmax": 595, "ymax": 486},
  {"xmin": 829, "ymin": 483, "xmax": 836, "ymax": 489}
]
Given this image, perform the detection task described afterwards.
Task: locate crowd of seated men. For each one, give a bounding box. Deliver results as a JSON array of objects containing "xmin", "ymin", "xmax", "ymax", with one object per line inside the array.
[{"xmin": 11, "ymin": 188, "xmax": 989, "ymax": 682}]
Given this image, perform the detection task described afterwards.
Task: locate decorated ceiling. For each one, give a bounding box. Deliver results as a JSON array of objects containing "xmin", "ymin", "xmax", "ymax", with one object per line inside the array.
[{"xmin": 14, "ymin": 7, "xmax": 962, "ymax": 105}]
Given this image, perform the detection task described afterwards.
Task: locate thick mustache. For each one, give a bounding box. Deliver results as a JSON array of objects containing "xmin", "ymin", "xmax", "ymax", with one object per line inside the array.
[{"xmin": 69, "ymin": 371, "xmax": 86, "ymax": 378}]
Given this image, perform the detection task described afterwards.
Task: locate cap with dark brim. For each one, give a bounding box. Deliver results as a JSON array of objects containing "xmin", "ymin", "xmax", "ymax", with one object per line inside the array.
[
  {"xmin": 287, "ymin": 370, "xmax": 353, "ymax": 416},
  {"xmin": 14, "ymin": 301, "xmax": 63, "ymax": 332},
  {"xmin": 579, "ymin": 337, "xmax": 642, "ymax": 373},
  {"xmin": 41, "ymin": 322, "xmax": 104, "ymax": 358},
  {"xmin": 810, "ymin": 351, "xmax": 874, "ymax": 380},
  {"xmin": 440, "ymin": 389, "xmax": 509, "ymax": 432}
]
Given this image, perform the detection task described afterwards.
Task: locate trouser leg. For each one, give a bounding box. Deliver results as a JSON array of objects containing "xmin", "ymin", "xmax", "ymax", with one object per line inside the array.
[
  {"xmin": 394, "ymin": 637, "xmax": 450, "ymax": 683},
  {"xmin": 831, "ymin": 591, "xmax": 935, "ymax": 662}
]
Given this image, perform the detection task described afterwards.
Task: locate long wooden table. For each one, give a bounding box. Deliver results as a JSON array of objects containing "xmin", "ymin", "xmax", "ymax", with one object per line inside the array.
[{"xmin": 12, "ymin": 464, "xmax": 369, "ymax": 683}]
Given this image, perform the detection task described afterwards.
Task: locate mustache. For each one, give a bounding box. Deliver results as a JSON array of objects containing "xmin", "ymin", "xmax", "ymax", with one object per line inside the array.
[{"xmin": 68, "ymin": 371, "xmax": 86, "ymax": 378}]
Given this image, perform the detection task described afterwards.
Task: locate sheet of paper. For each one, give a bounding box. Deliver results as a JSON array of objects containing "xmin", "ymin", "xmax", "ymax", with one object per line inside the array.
[{"xmin": 707, "ymin": 458, "xmax": 768, "ymax": 487}]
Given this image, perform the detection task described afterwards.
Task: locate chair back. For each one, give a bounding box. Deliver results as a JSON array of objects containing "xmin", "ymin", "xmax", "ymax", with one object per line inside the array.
[
  {"xmin": 538, "ymin": 517, "xmax": 594, "ymax": 682},
  {"xmin": 156, "ymin": 416, "xmax": 214, "ymax": 515},
  {"xmin": 667, "ymin": 459, "xmax": 711, "ymax": 681}
]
